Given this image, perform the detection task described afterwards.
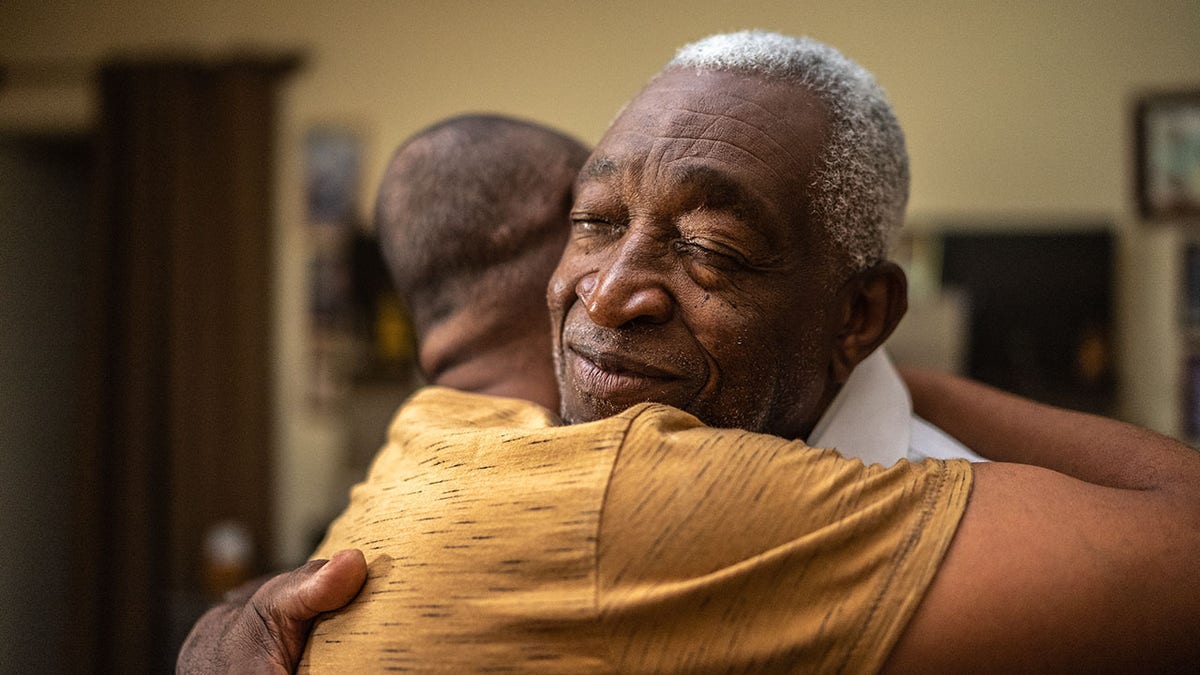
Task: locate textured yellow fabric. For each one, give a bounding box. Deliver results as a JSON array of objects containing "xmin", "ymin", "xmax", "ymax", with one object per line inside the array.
[{"xmin": 299, "ymin": 386, "xmax": 972, "ymax": 673}]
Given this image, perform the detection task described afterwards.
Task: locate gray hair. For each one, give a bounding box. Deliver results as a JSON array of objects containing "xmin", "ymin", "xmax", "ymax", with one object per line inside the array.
[{"xmin": 667, "ymin": 30, "xmax": 908, "ymax": 272}]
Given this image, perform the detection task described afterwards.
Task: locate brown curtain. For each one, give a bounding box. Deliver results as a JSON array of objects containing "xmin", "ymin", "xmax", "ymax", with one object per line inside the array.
[{"xmin": 76, "ymin": 55, "xmax": 299, "ymax": 672}]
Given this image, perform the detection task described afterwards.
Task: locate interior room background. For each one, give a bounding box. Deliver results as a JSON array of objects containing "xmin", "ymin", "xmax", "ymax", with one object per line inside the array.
[{"xmin": 3, "ymin": 1, "xmax": 1198, "ymax": 671}]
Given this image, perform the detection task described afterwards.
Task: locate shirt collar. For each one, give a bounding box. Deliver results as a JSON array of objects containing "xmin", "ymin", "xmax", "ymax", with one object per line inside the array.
[{"xmin": 805, "ymin": 349, "xmax": 912, "ymax": 466}]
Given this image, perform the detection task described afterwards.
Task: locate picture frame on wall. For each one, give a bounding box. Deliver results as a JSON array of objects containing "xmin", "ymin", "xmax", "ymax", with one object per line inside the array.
[
  {"xmin": 1135, "ymin": 91, "xmax": 1200, "ymax": 220},
  {"xmin": 1184, "ymin": 242, "xmax": 1200, "ymax": 327},
  {"xmin": 1184, "ymin": 354, "xmax": 1200, "ymax": 442},
  {"xmin": 304, "ymin": 126, "xmax": 363, "ymax": 411}
]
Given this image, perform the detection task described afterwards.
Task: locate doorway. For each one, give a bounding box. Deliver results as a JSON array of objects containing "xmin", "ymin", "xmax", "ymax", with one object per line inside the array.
[{"xmin": 0, "ymin": 133, "xmax": 91, "ymax": 673}]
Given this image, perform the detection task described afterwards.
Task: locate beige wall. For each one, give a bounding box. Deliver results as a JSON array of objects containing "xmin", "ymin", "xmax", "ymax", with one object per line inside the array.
[{"xmin": 4, "ymin": 0, "xmax": 1198, "ymax": 564}]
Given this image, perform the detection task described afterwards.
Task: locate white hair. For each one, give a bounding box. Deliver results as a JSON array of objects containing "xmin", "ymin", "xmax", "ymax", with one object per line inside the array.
[{"xmin": 667, "ymin": 30, "xmax": 908, "ymax": 272}]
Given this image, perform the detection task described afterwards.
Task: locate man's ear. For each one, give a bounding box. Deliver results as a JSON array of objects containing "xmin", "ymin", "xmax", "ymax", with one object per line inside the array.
[{"xmin": 829, "ymin": 261, "xmax": 908, "ymax": 383}]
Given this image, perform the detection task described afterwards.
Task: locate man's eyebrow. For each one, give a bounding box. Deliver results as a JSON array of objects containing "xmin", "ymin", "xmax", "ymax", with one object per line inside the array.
[
  {"xmin": 578, "ymin": 156, "xmax": 618, "ymax": 182},
  {"xmin": 674, "ymin": 164, "xmax": 764, "ymax": 221}
]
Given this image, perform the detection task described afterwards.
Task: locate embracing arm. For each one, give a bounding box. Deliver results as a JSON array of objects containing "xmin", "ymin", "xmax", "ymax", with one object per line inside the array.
[{"xmin": 886, "ymin": 369, "xmax": 1200, "ymax": 672}]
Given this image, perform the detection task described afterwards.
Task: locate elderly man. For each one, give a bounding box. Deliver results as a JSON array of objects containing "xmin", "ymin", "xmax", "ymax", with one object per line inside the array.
[
  {"xmin": 555, "ymin": 32, "xmax": 976, "ymax": 464},
  {"xmin": 183, "ymin": 33, "xmax": 1200, "ymax": 673},
  {"xmin": 554, "ymin": 32, "xmax": 932, "ymax": 449}
]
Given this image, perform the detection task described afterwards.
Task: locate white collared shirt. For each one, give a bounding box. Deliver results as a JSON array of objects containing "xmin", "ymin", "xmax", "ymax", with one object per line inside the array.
[{"xmin": 807, "ymin": 349, "xmax": 987, "ymax": 465}]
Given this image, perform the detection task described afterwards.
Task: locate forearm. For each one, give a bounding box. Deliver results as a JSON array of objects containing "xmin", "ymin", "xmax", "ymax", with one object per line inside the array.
[
  {"xmin": 903, "ymin": 367, "xmax": 1200, "ymax": 492},
  {"xmin": 891, "ymin": 369, "xmax": 1200, "ymax": 672}
]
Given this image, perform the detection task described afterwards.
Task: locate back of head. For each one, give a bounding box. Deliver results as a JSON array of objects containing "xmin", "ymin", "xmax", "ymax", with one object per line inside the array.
[
  {"xmin": 666, "ymin": 30, "xmax": 909, "ymax": 274},
  {"xmin": 377, "ymin": 114, "xmax": 589, "ymax": 335}
]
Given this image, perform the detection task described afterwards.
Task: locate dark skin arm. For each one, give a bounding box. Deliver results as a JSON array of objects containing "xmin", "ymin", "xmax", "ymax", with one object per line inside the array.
[
  {"xmin": 886, "ymin": 368, "xmax": 1200, "ymax": 673},
  {"xmin": 176, "ymin": 549, "xmax": 366, "ymax": 674}
]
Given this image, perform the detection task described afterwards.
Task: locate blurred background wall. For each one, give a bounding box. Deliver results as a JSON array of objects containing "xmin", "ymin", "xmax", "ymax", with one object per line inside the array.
[{"xmin": 2, "ymin": 1, "xmax": 1198, "ymax": 671}]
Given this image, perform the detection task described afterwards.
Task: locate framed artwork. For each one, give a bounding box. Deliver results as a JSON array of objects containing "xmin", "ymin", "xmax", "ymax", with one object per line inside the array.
[
  {"xmin": 304, "ymin": 126, "xmax": 363, "ymax": 410},
  {"xmin": 1184, "ymin": 355, "xmax": 1200, "ymax": 442},
  {"xmin": 1135, "ymin": 91, "xmax": 1200, "ymax": 219},
  {"xmin": 1184, "ymin": 242, "xmax": 1200, "ymax": 327},
  {"xmin": 938, "ymin": 227, "xmax": 1115, "ymax": 416},
  {"xmin": 305, "ymin": 126, "xmax": 361, "ymax": 225}
]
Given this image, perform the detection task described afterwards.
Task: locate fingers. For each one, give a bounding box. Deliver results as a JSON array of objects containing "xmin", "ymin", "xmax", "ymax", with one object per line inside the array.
[
  {"xmin": 242, "ymin": 550, "xmax": 368, "ymax": 670},
  {"xmin": 295, "ymin": 549, "xmax": 369, "ymax": 616},
  {"xmin": 177, "ymin": 550, "xmax": 367, "ymax": 674}
]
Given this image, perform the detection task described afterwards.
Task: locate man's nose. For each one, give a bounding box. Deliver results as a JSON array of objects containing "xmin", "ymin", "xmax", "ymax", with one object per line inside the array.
[{"xmin": 577, "ymin": 236, "xmax": 673, "ymax": 328}]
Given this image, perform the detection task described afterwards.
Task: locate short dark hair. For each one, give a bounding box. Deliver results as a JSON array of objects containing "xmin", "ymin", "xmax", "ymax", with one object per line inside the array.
[{"xmin": 376, "ymin": 114, "xmax": 589, "ymax": 331}]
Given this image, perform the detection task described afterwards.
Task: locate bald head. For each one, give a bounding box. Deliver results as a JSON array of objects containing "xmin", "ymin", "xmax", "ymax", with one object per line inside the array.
[{"xmin": 376, "ymin": 114, "xmax": 589, "ymax": 407}]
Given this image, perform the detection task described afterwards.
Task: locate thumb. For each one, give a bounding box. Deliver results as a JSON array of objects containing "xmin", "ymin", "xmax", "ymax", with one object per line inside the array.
[
  {"xmin": 246, "ymin": 549, "xmax": 368, "ymax": 670},
  {"xmin": 286, "ymin": 548, "xmax": 369, "ymax": 618}
]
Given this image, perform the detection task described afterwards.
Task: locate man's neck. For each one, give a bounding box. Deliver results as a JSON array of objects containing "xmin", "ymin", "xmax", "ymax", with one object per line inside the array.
[
  {"xmin": 432, "ymin": 357, "xmax": 558, "ymax": 412},
  {"xmin": 419, "ymin": 310, "xmax": 560, "ymax": 411}
]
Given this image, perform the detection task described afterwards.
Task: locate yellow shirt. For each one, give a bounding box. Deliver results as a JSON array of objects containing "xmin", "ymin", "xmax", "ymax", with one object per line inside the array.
[{"xmin": 300, "ymin": 387, "xmax": 972, "ymax": 673}]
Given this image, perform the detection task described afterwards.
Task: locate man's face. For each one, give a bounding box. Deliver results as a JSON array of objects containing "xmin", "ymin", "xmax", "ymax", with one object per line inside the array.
[{"xmin": 548, "ymin": 68, "xmax": 845, "ymax": 439}]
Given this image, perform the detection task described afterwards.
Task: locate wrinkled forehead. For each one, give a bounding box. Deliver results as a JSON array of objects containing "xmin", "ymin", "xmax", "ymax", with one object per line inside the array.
[
  {"xmin": 588, "ymin": 69, "xmax": 828, "ymax": 192},
  {"xmin": 575, "ymin": 69, "xmax": 832, "ymax": 263}
]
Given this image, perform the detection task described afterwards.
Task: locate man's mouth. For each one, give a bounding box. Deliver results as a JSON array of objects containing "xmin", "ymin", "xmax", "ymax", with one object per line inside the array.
[
  {"xmin": 566, "ymin": 343, "xmax": 690, "ymax": 406},
  {"xmin": 570, "ymin": 343, "xmax": 679, "ymax": 379}
]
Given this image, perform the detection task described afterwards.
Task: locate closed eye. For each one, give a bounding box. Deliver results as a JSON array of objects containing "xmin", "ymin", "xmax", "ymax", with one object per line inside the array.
[
  {"xmin": 674, "ymin": 238, "xmax": 748, "ymax": 272},
  {"xmin": 570, "ymin": 215, "xmax": 624, "ymax": 238}
]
